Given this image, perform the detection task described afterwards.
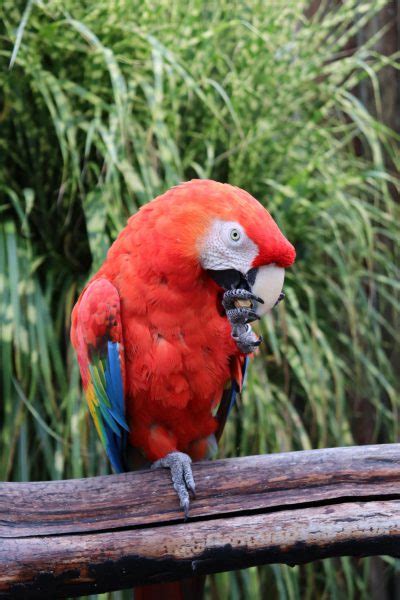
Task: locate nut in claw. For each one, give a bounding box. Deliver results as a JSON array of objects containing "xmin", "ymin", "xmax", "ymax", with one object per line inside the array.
[{"xmin": 234, "ymin": 298, "xmax": 253, "ymax": 309}]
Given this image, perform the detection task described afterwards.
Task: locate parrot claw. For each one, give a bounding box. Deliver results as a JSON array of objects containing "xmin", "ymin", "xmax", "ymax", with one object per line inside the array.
[
  {"xmin": 222, "ymin": 288, "xmax": 264, "ymax": 308},
  {"xmin": 232, "ymin": 324, "xmax": 263, "ymax": 354},
  {"xmin": 222, "ymin": 288, "xmax": 262, "ymax": 325},
  {"xmin": 222, "ymin": 288, "xmax": 264, "ymax": 354},
  {"xmin": 151, "ymin": 451, "xmax": 195, "ymax": 519}
]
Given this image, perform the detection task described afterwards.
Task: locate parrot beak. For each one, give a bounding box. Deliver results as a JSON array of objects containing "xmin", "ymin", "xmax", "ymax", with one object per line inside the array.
[{"xmin": 247, "ymin": 265, "xmax": 285, "ymax": 317}]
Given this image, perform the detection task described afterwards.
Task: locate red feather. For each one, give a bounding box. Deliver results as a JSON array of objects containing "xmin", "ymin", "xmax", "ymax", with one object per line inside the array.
[{"xmin": 71, "ymin": 180, "xmax": 295, "ymax": 463}]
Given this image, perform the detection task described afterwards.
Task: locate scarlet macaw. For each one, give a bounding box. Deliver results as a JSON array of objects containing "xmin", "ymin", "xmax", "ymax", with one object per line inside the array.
[{"xmin": 71, "ymin": 180, "xmax": 295, "ymax": 515}]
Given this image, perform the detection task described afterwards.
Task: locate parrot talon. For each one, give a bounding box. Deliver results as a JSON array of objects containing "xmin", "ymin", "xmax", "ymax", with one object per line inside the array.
[
  {"xmin": 222, "ymin": 288, "xmax": 264, "ymax": 307},
  {"xmin": 223, "ymin": 289, "xmax": 262, "ymax": 329},
  {"xmin": 225, "ymin": 307, "xmax": 260, "ymax": 325},
  {"xmin": 222, "ymin": 288, "xmax": 264, "ymax": 353},
  {"xmin": 151, "ymin": 451, "xmax": 195, "ymax": 518},
  {"xmin": 232, "ymin": 323, "xmax": 262, "ymax": 354}
]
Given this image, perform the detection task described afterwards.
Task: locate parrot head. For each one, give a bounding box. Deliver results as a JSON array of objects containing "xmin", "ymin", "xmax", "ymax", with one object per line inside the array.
[
  {"xmin": 142, "ymin": 179, "xmax": 295, "ymax": 316},
  {"xmin": 190, "ymin": 180, "xmax": 296, "ymax": 316}
]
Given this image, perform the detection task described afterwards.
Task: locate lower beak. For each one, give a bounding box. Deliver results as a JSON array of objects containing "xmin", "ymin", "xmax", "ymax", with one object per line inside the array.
[{"xmin": 248, "ymin": 265, "xmax": 285, "ymax": 317}]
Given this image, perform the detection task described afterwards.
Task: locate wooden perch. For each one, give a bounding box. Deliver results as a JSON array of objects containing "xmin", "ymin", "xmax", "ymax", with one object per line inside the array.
[{"xmin": 1, "ymin": 444, "xmax": 400, "ymax": 599}]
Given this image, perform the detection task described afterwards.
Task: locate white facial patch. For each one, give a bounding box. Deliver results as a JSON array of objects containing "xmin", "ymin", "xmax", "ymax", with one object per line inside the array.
[
  {"xmin": 252, "ymin": 265, "xmax": 285, "ymax": 316},
  {"xmin": 199, "ymin": 220, "xmax": 258, "ymax": 274}
]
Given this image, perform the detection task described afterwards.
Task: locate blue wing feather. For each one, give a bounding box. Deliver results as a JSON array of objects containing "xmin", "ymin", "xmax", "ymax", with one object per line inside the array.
[
  {"xmin": 105, "ymin": 341, "xmax": 125, "ymax": 415},
  {"xmin": 103, "ymin": 342, "xmax": 129, "ymax": 473},
  {"xmin": 87, "ymin": 341, "xmax": 129, "ymax": 473},
  {"xmin": 74, "ymin": 279, "xmax": 129, "ymax": 474}
]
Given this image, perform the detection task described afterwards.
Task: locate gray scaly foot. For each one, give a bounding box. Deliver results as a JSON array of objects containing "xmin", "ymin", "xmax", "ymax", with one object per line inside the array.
[
  {"xmin": 222, "ymin": 288, "xmax": 263, "ymax": 353},
  {"xmin": 151, "ymin": 451, "xmax": 195, "ymax": 518},
  {"xmin": 232, "ymin": 323, "xmax": 263, "ymax": 354}
]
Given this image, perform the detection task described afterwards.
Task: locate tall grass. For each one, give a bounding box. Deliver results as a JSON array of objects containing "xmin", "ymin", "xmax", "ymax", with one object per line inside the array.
[{"xmin": 1, "ymin": 0, "xmax": 399, "ymax": 598}]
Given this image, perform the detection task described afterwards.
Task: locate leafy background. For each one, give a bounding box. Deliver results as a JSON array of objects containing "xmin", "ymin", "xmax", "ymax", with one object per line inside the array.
[{"xmin": 1, "ymin": 0, "xmax": 399, "ymax": 598}]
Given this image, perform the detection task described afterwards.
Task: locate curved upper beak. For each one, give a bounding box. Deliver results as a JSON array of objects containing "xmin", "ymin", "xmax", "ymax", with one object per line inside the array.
[{"xmin": 247, "ymin": 265, "xmax": 285, "ymax": 317}]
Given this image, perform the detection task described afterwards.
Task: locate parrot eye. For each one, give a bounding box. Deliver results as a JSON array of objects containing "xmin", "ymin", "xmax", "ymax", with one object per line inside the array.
[{"xmin": 230, "ymin": 228, "xmax": 241, "ymax": 242}]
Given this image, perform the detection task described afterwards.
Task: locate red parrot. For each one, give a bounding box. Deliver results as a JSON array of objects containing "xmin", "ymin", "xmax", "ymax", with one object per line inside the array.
[{"xmin": 71, "ymin": 180, "xmax": 295, "ymax": 518}]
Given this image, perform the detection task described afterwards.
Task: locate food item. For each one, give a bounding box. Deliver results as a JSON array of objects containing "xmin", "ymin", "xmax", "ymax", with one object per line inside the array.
[{"xmin": 234, "ymin": 298, "xmax": 253, "ymax": 309}]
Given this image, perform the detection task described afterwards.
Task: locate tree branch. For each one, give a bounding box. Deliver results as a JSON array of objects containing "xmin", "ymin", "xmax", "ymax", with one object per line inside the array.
[{"xmin": 1, "ymin": 444, "xmax": 400, "ymax": 598}]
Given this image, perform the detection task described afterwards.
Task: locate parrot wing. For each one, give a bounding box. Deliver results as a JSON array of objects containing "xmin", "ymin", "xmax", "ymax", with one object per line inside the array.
[
  {"xmin": 71, "ymin": 278, "xmax": 129, "ymax": 473},
  {"xmin": 214, "ymin": 354, "xmax": 249, "ymax": 442}
]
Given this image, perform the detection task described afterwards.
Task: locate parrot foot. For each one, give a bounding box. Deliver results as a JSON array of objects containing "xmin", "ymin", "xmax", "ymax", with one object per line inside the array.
[
  {"xmin": 151, "ymin": 451, "xmax": 195, "ymax": 519},
  {"xmin": 222, "ymin": 288, "xmax": 264, "ymax": 324},
  {"xmin": 222, "ymin": 289, "xmax": 264, "ymax": 353},
  {"xmin": 232, "ymin": 323, "xmax": 263, "ymax": 354}
]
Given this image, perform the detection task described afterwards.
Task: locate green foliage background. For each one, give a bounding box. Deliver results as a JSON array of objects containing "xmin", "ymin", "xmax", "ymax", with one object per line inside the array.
[{"xmin": 1, "ymin": 0, "xmax": 399, "ymax": 598}]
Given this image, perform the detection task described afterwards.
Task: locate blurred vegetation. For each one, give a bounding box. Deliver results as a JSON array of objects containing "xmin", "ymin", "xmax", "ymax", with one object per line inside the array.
[{"xmin": 1, "ymin": 0, "xmax": 399, "ymax": 598}]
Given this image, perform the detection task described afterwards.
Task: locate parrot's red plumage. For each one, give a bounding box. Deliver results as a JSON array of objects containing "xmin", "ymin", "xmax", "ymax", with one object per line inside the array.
[{"xmin": 71, "ymin": 180, "xmax": 295, "ymax": 468}]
